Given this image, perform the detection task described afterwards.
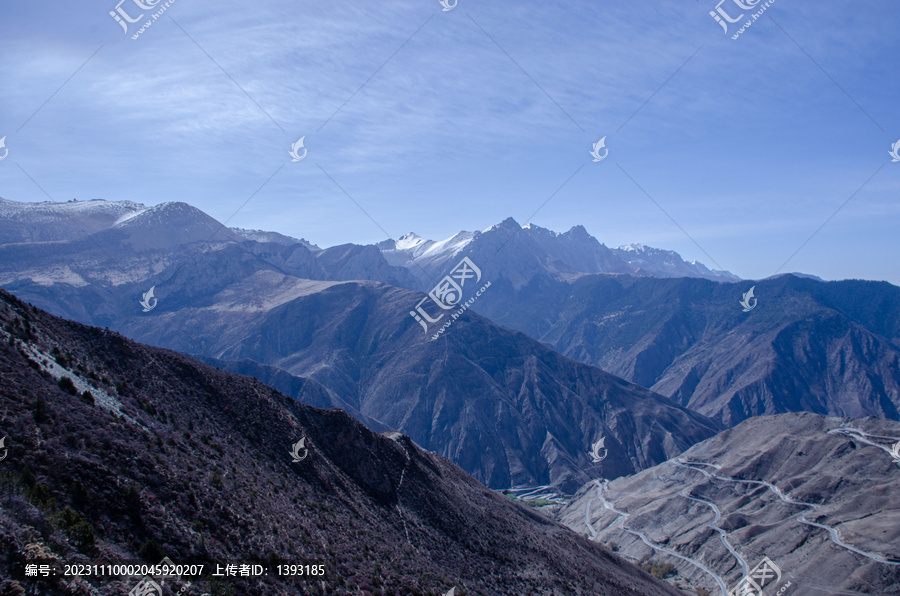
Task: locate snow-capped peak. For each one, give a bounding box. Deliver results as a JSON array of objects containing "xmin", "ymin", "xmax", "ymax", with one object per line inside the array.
[
  {"xmin": 617, "ymin": 243, "xmax": 648, "ymax": 253},
  {"xmin": 395, "ymin": 233, "xmax": 429, "ymax": 251},
  {"xmin": 375, "ymin": 218, "xmax": 740, "ymax": 283}
]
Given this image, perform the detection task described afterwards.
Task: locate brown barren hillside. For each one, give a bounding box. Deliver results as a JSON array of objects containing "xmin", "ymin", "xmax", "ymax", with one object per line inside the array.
[{"xmin": 0, "ymin": 289, "xmax": 680, "ymax": 596}]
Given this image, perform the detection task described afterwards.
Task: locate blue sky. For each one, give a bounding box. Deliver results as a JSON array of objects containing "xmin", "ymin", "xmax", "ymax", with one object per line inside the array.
[{"xmin": 1, "ymin": 0, "xmax": 898, "ymax": 283}]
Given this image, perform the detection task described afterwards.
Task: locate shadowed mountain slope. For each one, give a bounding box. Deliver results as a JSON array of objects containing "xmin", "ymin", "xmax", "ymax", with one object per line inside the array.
[
  {"xmin": 0, "ymin": 289, "xmax": 683, "ymax": 596},
  {"xmin": 111, "ymin": 275, "xmax": 718, "ymax": 493},
  {"xmin": 470, "ymin": 273, "xmax": 900, "ymax": 427}
]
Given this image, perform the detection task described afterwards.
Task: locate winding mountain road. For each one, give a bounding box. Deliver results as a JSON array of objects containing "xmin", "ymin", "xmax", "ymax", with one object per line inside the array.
[
  {"xmin": 677, "ymin": 485, "xmax": 749, "ymax": 578},
  {"xmin": 828, "ymin": 425, "xmax": 900, "ymax": 459},
  {"xmin": 671, "ymin": 459, "xmax": 748, "ymax": 576},
  {"xmin": 676, "ymin": 458, "xmax": 900, "ymax": 566},
  {"xmin": 581, "ymin": 426, "xmax": 900, "ymax": 595},
  {"xmin": 506, "ymin": 485, "xmax": 566, "ymax": 504},
  {"xmin": 589, "ymin": 479, "xmax": 730, "ymax": 596}
]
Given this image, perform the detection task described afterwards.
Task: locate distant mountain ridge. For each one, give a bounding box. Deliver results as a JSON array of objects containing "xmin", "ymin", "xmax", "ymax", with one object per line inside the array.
[
  {"xmin": 0, "ymin": 197, "xmax": 321, "ymax": 254},
  {"xmin": 0, "ymin": 197, "xmax": 145, "ymax": 244},
  {"xmin": 0, "ymin": 197, "xmax": 739, "ymax": 284},
  {"xmin": 0, "ymin": 198, "xmax": 415, "ymax": 299},
  {"xmin": 231, "ymin": 227, "xmax": 320, "ymax": 251},
  {"xmin": 378, "ymin": 217, "xmax": 740, "ymax": 285},
  {"xmin": 469, "ymin": 273, "xmax": 900, "ymax": 427}
]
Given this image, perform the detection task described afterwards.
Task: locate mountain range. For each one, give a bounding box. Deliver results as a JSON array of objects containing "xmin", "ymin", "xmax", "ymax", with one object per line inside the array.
[
  {"xmin": 469, "ymin": 273, "xmax": 900, "ymax": 427},
  {"xmin": 0, "ymin": 288, "xmax": 683, "ymax": 595},
  {"xmin": 371, "ymin": 213, "xmax": 900, "ymax": 428},
  {"xmin": 0, "ymin": 197, "xmax": 723, "ymax": 492},
  {"xmin": 377, "ymin": 217, "xmax": 739, "ymax": 286},
  {"xmin": 3, "ymin": 195, "xmax": 900, "ymax": 594},
  {"xmin": 2, "ymin": 196, "xmax": 899, "ymax": 477}
]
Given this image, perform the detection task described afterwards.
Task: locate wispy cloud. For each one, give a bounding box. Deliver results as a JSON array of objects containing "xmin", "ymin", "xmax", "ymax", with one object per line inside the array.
[{"xmin": 0, "ymin": 0, "xmax": 897, "ymax": 282}]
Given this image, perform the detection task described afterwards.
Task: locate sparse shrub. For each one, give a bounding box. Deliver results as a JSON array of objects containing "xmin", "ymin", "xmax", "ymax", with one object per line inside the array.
[
  {"xmin": 139, "ymin": 539, "xmax": 165, "ymax": 563},
  {"xmin": 125, "ymin": 484, "xmax": 142, "ymax": 512},
  {"xmin": 55, "ymin": 507, "xmax": 96, "ymax": 552},
  {"xmin": 57, "ymin": 376, "xmax": 77, "ymax": 395},
  {"xmin": 70, "ymin": 480, "xmax": 89, "ymax": 508},
  {"xmin": 31, "ymin": 396, "xmax": 48, "ymax": 422},
  {"xmin": 20, "ymin": 466, "xmax": 35, "ymax": 488},
  {"xmin": 137, "ymin": 399, "xmax": 156, "ymax": 415},
  {"xmin": 0, "ymin": 579, "xmax": 26, "ymax": 596},
  {"xmin": 28, "ymin": 483, "xmax": 55, "ymax": 510},
  {"xmin": 696, "ymin": 589, "xmax": 712, "ymax": 596},
  {"xmin": 207, "ymin": 577, "xmax": 237, "ymax": 596},
  {"xmin": 641, "ymin": 560, "xmax": 676, "ymax": 580},
  {"xmin": 266, "ymin": 551, "xmax": 282, "ymax": 569},
  {"xmin": 81, "ymin": 391, "xmax": 94, "ymax": 406}
]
